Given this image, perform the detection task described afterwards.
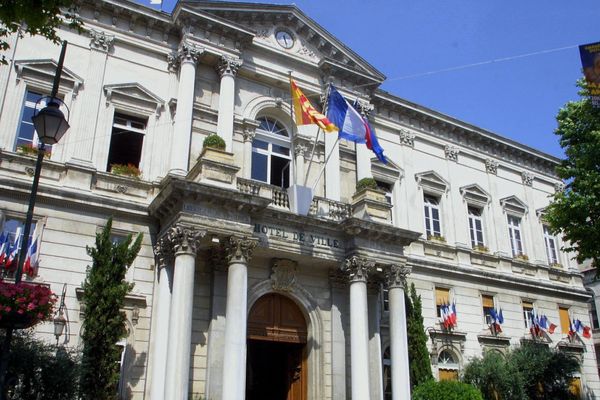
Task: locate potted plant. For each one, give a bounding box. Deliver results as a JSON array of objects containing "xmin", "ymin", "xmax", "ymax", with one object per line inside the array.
[
  {"xmin": 0, "ymin": 280, "xmax": 57, "ymax": 329},
  {"xmin": 192, "ymin": 134, "xmax": 239, "ymax": 185},
  {"xmin": 356, "ymin": 177, "xmax": 378, "ymax": 192},
  {"xmin": 16, "ymin": 144, "xmax": 50, "ymax": 159},
  {"xmin": 473, "ymin": 245, "xmax": 489, "ymax": 253},
  {"xmin": 515, "ymin": 253, "xmax": 529, "ymax": 262},
  {"xmin": 351, "ymin": 177, "xmax": 392, "ymax": 223},
  {"xmin": 203, "ymin": 134, "xmax": 226, "ymax": 150},
  {"xmin": 427, "ymin": 234, "xmax": 446, "ymax": 243},
  {"xmin": 110, "ymin": 163, "xmax": 142, "ymax": 179}
]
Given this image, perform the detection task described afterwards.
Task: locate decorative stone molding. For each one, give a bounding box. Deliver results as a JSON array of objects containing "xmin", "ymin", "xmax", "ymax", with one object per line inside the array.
[
  {"xmin": 521, "ymin": 171, "xmax": 534, "ymax": 187},
  {"xmin": 499, "ymin": 195, "xmax": 528, "ymax": 216},
  {"xmin": 415, "ymin": 170, "xmax": 449, "ymax": 195},
  {"xmin": 384, "ymin": 263, "xmax": 411, "ymax": 289},
  {"xmin": 170, "ymin": 41, "xmax": 203, "ymax": 71},
  {"xmin": 242, "ymin": 118, "xmax": 260, "ymax": 142},
  {"xmin": 270, "ymin": 259, "xmax": 297, "ymax": 291},
  {"xmin": 459, "ymin": 184, "xmax": 491, "ymax": 207},
  {"xmin": 354, "ymin": 99, "xmax": 374, "ymax": 116},
  {"xmin": 89, "ymin": 29, "xmax": 115, "ymax": 52},
  {"xmin": 341, "ymin": 256, "xmax": 376, "ymax": 283},
  {"xmin": 14, "ymin": 59, "xmax": 83, "ymax": 97},
  {"xmin": 485, "ymin": 159, "xmax": 498, "ymax": 175},
  {"xmin": 103, "ymin": 82, "xmax": 164, "ymax": 116},
  {"xmin": 399, "ymin": 129, "xmax": 415, "ymax": 147},
  {"xmin": 153, "ymin": 235, "xmax": 175, "ymax": 268},
  {"xmin": 554, "ymin": 182, "xmax": 565, "ymax": 193},
  {"xmin": 224, "ymin": 236, "xmax": 257, "ymax": 264},
  {"xmin": 167, "ymin": 53, "xmax": 179, "ymax": 72},
  {"xmin": 294, "ymin": 143, "xmax": 307, "ymax": 158},
  {"xmin": 166, "ymin": 225, "xmax": 206, "ymax": 254},
  {"xmin": 216, "ymin": 56, "xmax": 243, "ymax": 78},
  {"xmin": 444, "ymin": 145, "xmax": 460, "ymax": 162}
]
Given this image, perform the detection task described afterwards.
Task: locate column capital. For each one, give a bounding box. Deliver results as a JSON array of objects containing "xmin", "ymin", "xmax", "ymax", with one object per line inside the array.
[
  {"xmin": 89, "ymin": 29, "xmax": 114, "ymax": 52},
  {"xmin": 294, "ymin": 143, "xmax": 308, "ymax": 158},
  {"xmin": 224, "ymin": 236, "xmax": 257, "ymax": 264},
  {"xmin": 216, "ymin": 55, "xmax": 243, "ymax": 78},
  {"xmin": 167, "ymin": 225, "xmax": 206, "ymax": 254},
  {"xmin": 169, "ymin": 41, "xmax": 203, "ymax": 71},
  {"xmin": 153, "ymin": 236, "xmax": 175, "ymax": 268},
  {"xmin": 384, "ymin": 263, "xmax": 411, "ymax": 289},
  {"xmin": 242, "ymin": 118, "xmax": 260, "ymax": 142},
  {"xmin": 341, "ymin": 255, "xmax": 376, "ymax": 283}
]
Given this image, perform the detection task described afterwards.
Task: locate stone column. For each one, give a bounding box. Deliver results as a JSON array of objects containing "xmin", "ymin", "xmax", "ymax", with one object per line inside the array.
[
  {"xmin": 164, "ymin": 225, "xmax": 205, "ymax": 400},
  {"xmin": 242, "ymin": 119, "xmax": 259, "ymax": 179},
  {"xmin": 384, "ymin": 263, "xmax": 411, "ymax": 400},
  {"xmin": 368, "ymin": 282, "xmax": 384, "ymax": 400},
  {"xmin": 222, "ymin": 236, "xmax": 257, "ymax": 400},
  {"xmin": 169, "ymin": 41, "xmax": 203, "ymax": 175},
  {"xmin": 215, "ymin": 56, "xmax": 243, "ymax": 152},
  {"xmin": 294, "ymin": 143, "xmax": 307, "ymax": 185},
  {"xmin": 149, "ymin": 238, "xmax": 175, "ymax": 400},
  {"xmin": 342, "ymin": 256, "xmax": 375, "ymax": 400}
]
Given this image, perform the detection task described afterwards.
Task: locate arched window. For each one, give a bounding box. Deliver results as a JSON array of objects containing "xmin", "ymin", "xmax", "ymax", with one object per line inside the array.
[
  {"xmin": 438, "ymin": 349, "xmax": 459, "ymax": 381},
  {"xmin": 251, "ymin": 117, "xmax": 291, "ymax": 189},
  {"xmin": 382, "ymin": 346, "xmax": 392, "ymax": 400}
]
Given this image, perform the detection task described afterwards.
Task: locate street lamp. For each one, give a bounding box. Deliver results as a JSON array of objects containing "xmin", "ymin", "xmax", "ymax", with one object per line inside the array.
[{"xmin": 0, "ymin": 40, "xmax": 70, "ymax": 400}]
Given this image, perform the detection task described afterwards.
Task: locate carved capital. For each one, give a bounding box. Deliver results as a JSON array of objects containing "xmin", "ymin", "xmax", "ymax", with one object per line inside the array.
[
  {"xmin": 521, "ymin": 171, "xmax": 534, "ymax": 186},
  {"xmin": 384, "ymin": 263, "xmax": 411, "ymax": 289},
  {"xmin": 294, "ymin": 143, "xmax": 307, "ymax": 158},
  {"xmin": 242, "ymin": 119, "xmax": 260, "ymax": 142},
  {"xmin": 167, "ymin": 225, "xmax": 206, "ymax": 254},
  {"xmin": 216, "ymin": 56, "xmax": 243, "ymax": 78},
  {"xmin": 270, "ymin": 259, "xmax": 297, "ymax": 291},
  {"xmin": 354, "ymin": 99, "xmax": 374, "ymax": 117},
  {"xmin": 153, "ymin": 236, "xmax": 174, "ymax": 268},
  {"xmin": 341, "ymin": 256, "xmax": 376, "ymax": 283},
  {"xmin": 485, "ymin": 159, "xmax": 498, "ymax": 175},
  {"xmin": 399, "ymin": 129, "xmax": 415, "ymax": 147},
  {"xmin": 224, "ymin": 236, "xmax": 257, "ymax": 264},
  {"xmin": 445, "ymin": 145, "xmax": 460, "ymax": 162},
  {"xmin": 89, "ymin": 29, "xmax": 114, "ymax": 52},
  {"xmin": 177, "ymin": 41, "xmax": 203, "ymax": 65}
]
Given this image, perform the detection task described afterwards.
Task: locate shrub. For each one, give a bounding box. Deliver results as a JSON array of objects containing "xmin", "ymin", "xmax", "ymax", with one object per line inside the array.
[
  {"xmin": 412, "ymin": 380, "xmax": 483, "ymax": 400},
  {"xmin": 463, "ymin": 351, "xmax": 525, "ymax": 400},
  {"xmin": 356, "ymin": 177, "xmax": 377, "ymax": 192},
  {"xmin": 203, "ymin": 134, "xmax": 226, "ymax": 150},
  {"xmin": 0, "ymin": 280, "xmax": 57, "ymax": 328},
  {"xmin": 406, "ymin": 283, "xmax": 433, "ymax": 388}
]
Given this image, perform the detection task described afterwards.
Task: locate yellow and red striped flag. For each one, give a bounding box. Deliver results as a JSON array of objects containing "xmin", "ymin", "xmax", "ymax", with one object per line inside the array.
[{"xmin": 290, "ymin": 78, "xmax": 337, "ymax": 132}]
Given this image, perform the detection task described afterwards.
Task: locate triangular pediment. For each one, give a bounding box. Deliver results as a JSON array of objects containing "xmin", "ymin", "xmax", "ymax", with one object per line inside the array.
[
  {"xmin": 500, "ymin": 195, "xmax": 528, "ymax": 215},
  {"xmin": 415, "ymin": 171, "xmax": 449, "ymax": 195},
  {"xmin": 104, "ymin": 83, "xmax": 164, "ymax": 115},
  {"xmin": 460, "ymin": 184, "xmax": 490, "ymax": 206},
  {"xmin": 15, "ymin": 59, "xmax": 83, "ymax": 95},
  {"xmin": 371, "ymin": 157, "xmax": 404, "ymax": 182},
  {"xmin": 186, "ymin": 2, "xmax": 385, "ymax": 89}
]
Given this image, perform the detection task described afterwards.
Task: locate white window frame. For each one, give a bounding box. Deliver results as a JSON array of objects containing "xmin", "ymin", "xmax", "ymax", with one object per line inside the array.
[
  {"xmin": 468, "ymin": 206, "xmax": 485, "ymax": 248},
  {"xmin": 106, "ymin": 112, "xmax": 147, "ymax": 172},
  {"xmin": 543, "ymin": 225, "xmax": 559, "ymax": 265},
  {"xmin": 15, "ymin": 90, "xmax": 53, "ymax": 152},
  {"xmin": 424, "ymin": 194, "xmax": 442, "ymax": 238},
  {"xmin": 522, "ymin": 301, "xmax": 535, "ymax": 329},
  {"xmin": 507, "ymin": 215, "xmax": 524, "ymax": 257},
  {"xmin": 251, "ymin": 117, "xmax": 292, "ymax": 188}
]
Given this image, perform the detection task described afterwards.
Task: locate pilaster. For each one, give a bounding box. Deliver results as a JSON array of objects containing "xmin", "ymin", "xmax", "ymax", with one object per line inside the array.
[{"xmin": 215, "ymin": 56, "xmax": 243, "ymax": 152}]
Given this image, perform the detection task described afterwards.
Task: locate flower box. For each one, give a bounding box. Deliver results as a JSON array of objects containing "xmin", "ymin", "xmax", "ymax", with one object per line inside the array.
[
  {"xmin": 0, "ymin": 280, "xmax": 57, "ymax": 330},
  {"xmin": 16, "ymin": 144, "xmax": 50, "ymax": 159},
  {"xmin": 109, "ymin": 163, "xmax": 142, "ymax": 179}
]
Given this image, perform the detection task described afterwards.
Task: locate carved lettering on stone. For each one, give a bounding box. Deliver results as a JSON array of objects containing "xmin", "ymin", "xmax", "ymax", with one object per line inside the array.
[
  {"xmin": 167, "ymin": 225, "xmax": 206, "ymax": 254},
  {"xmin": 384, "ymin": 263, "xmax": 411, "ymax": 289},
  {"xmin": 445, "ymin": 145, "xmax": 460, "ymax": 162},
  {"xmin": 224, "ymin": 236, "xmax": 257, "ymax": 264},
  {"xmin": 341, "ymin": 255, "xmax": 376, "ymax": 283},
  {"xmin": 485, "ymin": 159, "xmax": 498, "ymax": 175},
  {"xmin": 216, "ymin": 56, "xmax": 243, "ymax": 78},
  {"xmin": 521, "ymin": 171, "xmax": 534, "ymax": 187},
  {"xmin": 89, "ymin": 29, "xmax": 115, "ymax": 52},
  {"xmin": 270, "ymin": 259, "xmax": 297, "ymax": 291}
]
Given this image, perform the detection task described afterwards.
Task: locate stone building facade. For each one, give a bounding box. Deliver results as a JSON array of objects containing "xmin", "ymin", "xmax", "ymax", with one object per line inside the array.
[{"xmin": 0, "ymin": 1, "xmax": 598, "ymax": 399}]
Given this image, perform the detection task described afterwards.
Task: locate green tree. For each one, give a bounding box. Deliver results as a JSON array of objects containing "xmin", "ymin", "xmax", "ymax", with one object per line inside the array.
[
  {"xmin": 406, "ymin": 283, "xmax": 433, "ymax": 389},
  {"xmin": 79, "ymin": 218, "xmax": 142, "ymax": 400},
  {"xmin": 545, "ymin": 81, "xmax": 600, "ymax": 270},
  {"xmin": 412, "ymin": 380, "xmax": 483, "ymax": 400},
  {"xmin": 0, "ymin": 0, "xmax": 82, "ymax": 64},
  {"xmin": 463, "ymin": 351, "xmax": 525, "ymax": 400}
]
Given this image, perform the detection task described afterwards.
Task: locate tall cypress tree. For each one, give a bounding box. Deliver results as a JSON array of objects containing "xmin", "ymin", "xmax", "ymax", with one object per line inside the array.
[
  {"xmin": 79, "ymin": 218, "xmax": 142, "ymax": 400},
  {"xmin": 406, "ymin": 282, "xmax": 433, "ymax": 389}
]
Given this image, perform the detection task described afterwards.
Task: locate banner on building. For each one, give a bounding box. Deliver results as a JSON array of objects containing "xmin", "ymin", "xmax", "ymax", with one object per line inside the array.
[{"xmin": 579, "ymin": 41, "xmax": 600, "ymax": 107}]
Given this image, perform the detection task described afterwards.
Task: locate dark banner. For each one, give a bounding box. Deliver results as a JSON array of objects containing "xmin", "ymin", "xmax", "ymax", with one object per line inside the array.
[{"xmin": 579, "ymin": 41, "xmax": 600, "ymax": 107}]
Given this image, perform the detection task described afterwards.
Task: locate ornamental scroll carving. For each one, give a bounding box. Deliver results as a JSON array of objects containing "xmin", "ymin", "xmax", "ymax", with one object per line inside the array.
[
  {"xmin": 445, "ymin": 145, "xmax": 460, "ymax": 162},
  {"xmin": 153, "ymin": 235, "xmax": 174, "ymax": 269},
  {"xmin": 166, "ymin": 225, "xmax": 206, "ymax": 254},
  {"xmin": 224, "ymin": 236, "xmax": 257, "ymax": 264},
  {"xmin": 399, "ymin": 129, "xmax": 415, "ymax": 147},
  {"xmin": 270, "ymin": 259, "xmax": 297, "ymax": 291},
  {"xmin": 216, "ymin": 56, "xmax": 243, "ymax": 78},
  {"xmin": 384, "ymin": 263, "xmax": 411, "ymax": 289},
  {"xmin": 485, "ymin": 159, "xmax": 498, "ymax": 175},
  {"xmin": 168, "ymin": 41, "xmax": 203, "ymax": 71},
  {"xmin": 521, "ymin": 171, "xmax": 534, "ymax": 187},
  {"xmin": 89, "ymin": 29, "xmax": 115, "ymax": 52},
  {"xmin": 341, "ymin": 256, "xmax": 376, "ymax": 283}
]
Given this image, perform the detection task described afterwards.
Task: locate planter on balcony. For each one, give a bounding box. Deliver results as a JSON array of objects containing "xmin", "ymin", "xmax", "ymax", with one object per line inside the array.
[
  {"xmin": 190, "ymin": 146, "xmax": 240, "ymax": 186},
  {"xmin": 351, "ymin": 187, "xmax": 392, "ymax": 224}
]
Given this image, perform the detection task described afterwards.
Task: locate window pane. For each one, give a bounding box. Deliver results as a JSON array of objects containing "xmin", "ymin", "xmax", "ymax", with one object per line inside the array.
[
  {"xmin": 251, "ymin": 152, "xmax": 268, "ymax": 182},
  {"xmin": 271, "ymin": 144, "xmax": 290, "ymax": 156},
  {"xmin": 26, "ymin": 91, "xmax": 43, "ymax": 103},
  {"xmin": 270, "ymin": 156, "xmax": 290, "ymax": 188},
  {"xmin": 252, "ymin": 139, "xmax": 268, "ymax": 150}
]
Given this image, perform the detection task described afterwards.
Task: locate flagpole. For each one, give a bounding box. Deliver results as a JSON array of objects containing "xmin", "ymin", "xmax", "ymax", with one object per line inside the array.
[
  {"xmin": 311, "ymin": 136, "xmax": 340, "ymax": 193},
  {"xmin": 287, "ymin": 71, "xmax": 298, "ymax": 186},
  {"xmin": 303, "ymin": 84, "xmax": 330, "ymax": 186}
]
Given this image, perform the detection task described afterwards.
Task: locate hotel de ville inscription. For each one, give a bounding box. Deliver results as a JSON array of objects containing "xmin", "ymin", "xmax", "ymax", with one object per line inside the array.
[{"xmin": 253, "ymin": 223, "xmax": 344, "ymax": 250}]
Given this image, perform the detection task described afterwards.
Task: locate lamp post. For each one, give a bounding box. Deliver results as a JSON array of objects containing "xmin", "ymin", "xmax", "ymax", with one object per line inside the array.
[{"xmin": 0, "ymin": 40, "xmax": 70, "ymax": 400}]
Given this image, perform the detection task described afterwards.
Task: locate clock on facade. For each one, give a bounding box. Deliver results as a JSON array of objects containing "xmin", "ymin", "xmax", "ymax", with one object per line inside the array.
[{"xmin": 275, "ymin": 30, "xmax": 294, "ymax": 49}]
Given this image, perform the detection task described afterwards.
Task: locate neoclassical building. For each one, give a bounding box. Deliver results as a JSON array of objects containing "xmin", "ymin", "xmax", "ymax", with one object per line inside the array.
[{"xmin": 0, "ymin": 1, "xmax": 598, "ymax": 399}]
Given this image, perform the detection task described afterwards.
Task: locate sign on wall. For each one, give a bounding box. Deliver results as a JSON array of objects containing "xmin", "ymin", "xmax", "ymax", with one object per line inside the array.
[{"xmin": 579, "ymin": 41, "xmax": 600, "ymax": 107}]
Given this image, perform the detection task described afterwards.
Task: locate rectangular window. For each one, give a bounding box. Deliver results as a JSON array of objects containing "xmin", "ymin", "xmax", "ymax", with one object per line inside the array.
[
  {"xmin": 468, "ymin": 206, "xmax": 485, "ymax": 248},
  {"xmin": 591, "ymin": 302, "xmax": 600, "ymax": 330},
  {"xmin": 482, "ymin": 295, "xmax": 495, "ymax": 324},
  {"xmin": 424, "ymin": 194, "xmax": 442, "ymax": 238},
  {"xmin": 507, "ymin": 215, "xmax": 524, "ymax": 257},
  {"xmin": 382, "ymin": 287, "xmax": 389, "ymax": 313},
  {"xmin": 16, "ymin": 90, "xmax": 53, "ymax": 155},
  {"xmin": 543, "ymin": 225, "xmax": 559, "ymax": 265},
  {"xmin": 1, "ymin": 218, "xmax": 37, "ymax": 254},
  {"xmin": 522, "ymin": 301, "xmax": 534, "ymax": 328},
  {"xmin": 107, "ymin": 113, "xmax": 146, "ymax": 172},
  {"xmin": 436, "ymin": 287, "xmax": 450, "ymax": 318},
  {"xmin": 559, "ymin": 307, "xmax": 571, "ymax": 334},
  {"xmin": 376, "ymin": 180, "xmax": 393, "ymax": 223}
]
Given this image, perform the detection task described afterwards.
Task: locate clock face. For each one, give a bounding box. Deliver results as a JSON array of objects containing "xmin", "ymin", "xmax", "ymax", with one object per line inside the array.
[{"xmin": 275, "ymin": 30, "xmax": 294, "ymax": 49}]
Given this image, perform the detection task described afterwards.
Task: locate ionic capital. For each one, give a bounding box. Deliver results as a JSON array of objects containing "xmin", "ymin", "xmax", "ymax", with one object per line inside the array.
[
  {"xmin": 167, "ymin": 225, "xmax": 206, "ymax": 254},
  {"xmin": 384, "ymin": 262, "xmax": 411, "ymax": 289},
  {"xmin": 216, "ymin": 56, "xmax": 243, "ymax": 78},
  {"xmin": 341, "ymin": 255, "xmax": 376, "ymax": 283},
  {"xmin": 224, "ymin": 236, "xmax": 257, "ymax": 264}
]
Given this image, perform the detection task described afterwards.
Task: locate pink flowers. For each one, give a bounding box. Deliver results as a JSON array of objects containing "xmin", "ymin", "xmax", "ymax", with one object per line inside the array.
[{"xmin": 0, "ymin": 279, "xmax": 56, "ymax": 326}]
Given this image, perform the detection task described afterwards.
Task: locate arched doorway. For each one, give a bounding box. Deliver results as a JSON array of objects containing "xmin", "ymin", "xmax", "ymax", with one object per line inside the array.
[{"xmin": 246, "ymin": 293, "xmax": 307, "ymax": 400}]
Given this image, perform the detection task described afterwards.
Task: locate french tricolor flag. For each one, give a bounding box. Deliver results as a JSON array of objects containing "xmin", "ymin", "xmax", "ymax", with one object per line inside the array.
[
  {"xmin": 5, "ymin": 227, "xmax": 21, "ymax": 269},
  {"xmin": 0, "ymin": 232, "xmax": 8, "ymax": 265},
  {"xmin": 23, "ymin": 238, "xmax": 39, "ymax": 277}
]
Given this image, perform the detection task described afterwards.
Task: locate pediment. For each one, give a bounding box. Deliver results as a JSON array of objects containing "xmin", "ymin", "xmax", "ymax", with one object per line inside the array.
[
  {"xmin": 460, "ymin": 184, "xmax": 490, "ymax": 206},
  {"xmin": 15, "ymin": 59, "xmax": 83, "ymax": 95},
  {"xmin": 189, "ymin": 2, "xmax": 385, "ymax": 89},
  {"xmin": 371, "ymin": 157, "xmax": 403, "ymax": 182},
  {"xmin": 499, "ymin": 195, "xmax": 528, "ymax": 215},
  {"xmin": 104, "ymin": 83, "xmax": 164, "ymax": 115},
  {"xmin": 415, "ymin": 171, "xmax": 449, "ymax": 195}
]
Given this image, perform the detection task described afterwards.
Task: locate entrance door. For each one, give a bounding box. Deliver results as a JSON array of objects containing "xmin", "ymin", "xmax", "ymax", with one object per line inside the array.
[{"xmin": 246, "ymin": 293, "xmax": 307, "ymax": 400}]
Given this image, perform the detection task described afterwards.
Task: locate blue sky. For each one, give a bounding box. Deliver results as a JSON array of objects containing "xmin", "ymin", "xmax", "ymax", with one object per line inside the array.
[{"xmin": 140, "ymin": 0, "xmax": 600, "ymax": 158}]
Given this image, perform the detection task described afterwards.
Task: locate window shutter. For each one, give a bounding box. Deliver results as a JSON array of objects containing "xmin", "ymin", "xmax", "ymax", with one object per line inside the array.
[
  {"xmin": 559, "ymin": 307, "xmax": 570, "ymax": 333},
  {"xmin": 436, "ymin": 287, "xmax": 450, "ymax": 305},
  {"xmin": 482, "ymin": 295, "xmax": 494, "ymax": 308}
]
